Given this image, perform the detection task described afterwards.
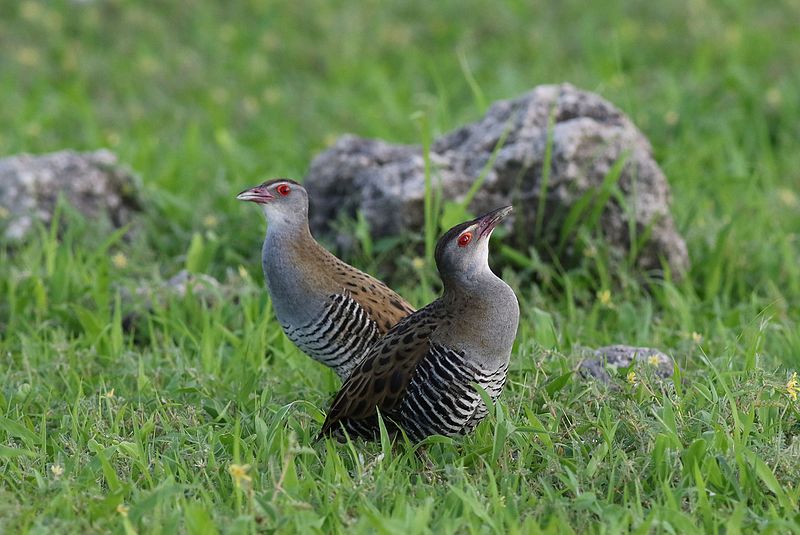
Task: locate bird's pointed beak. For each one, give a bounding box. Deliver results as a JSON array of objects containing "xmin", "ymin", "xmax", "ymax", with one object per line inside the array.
[
  {"xmin": 477, "ymin": 205, "xmax": 513, "ymax": 239},
  {"xmin": 236, "ymin": 184, "xmax": 273, "ymax": 204}
]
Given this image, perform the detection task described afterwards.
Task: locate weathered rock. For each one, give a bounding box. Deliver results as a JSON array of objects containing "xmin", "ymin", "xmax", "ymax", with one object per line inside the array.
[
  {"xmin": 121, "ymin": 269, "xmax": 230, "ymax": 335},
  {"xmin": 160, "ymin": 269, "xmax": 223, "ymax": 300},
  {"xmin": 0, "ymin": 150, "xmax": 142, "ymax": 242},
  {"xmin": 124, "ymin": 269, "xmax": 227, "ymax": 313},
  {"xmin": 579, "ymin": 344, "xmax": 674, "ymax": 384},
  {"xmin": 305, "ymin": 83, "xmax": 689, "ymax": 278}
]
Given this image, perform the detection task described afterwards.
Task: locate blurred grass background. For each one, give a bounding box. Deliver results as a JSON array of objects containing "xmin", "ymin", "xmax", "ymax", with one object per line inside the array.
[
  {"xmin": 2, "ymin": 0, "xmax": 800, "ymax": 533},
  {"xmin": 3, "ymin": 0, "xmax": 798, "ymax": 360}
]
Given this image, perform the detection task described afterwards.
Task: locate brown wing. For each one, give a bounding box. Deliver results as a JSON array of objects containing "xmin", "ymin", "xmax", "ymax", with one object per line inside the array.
[
  {"xmin": 320, "ymin": 302, "xmax": 446, "ymax": 436},
  {"xmin": 339, "ymin": 273, "xmax": 416, "ymax": 334},
  {"xmin": 307, "ymin": 238, "xmax": 414, "ymax": 333},
  {"xmin": 318, "ymin": 251, "xmax": 415, "ymax": 334}
]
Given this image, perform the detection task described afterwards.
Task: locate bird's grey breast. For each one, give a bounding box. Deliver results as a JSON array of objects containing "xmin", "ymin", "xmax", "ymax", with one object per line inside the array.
[
  {"xmin": 262, "ymin": 235, "xmax": 325, "ymax": 326},
  {"xmin": 438, "ymin": 276, "xmax": 519, "ymax": 366},
  {"xmin": 488, "ymin": 278, "xmax": 520, "ymax": 352},
  {"xmin": 281, "ymin": 293, "xmax": 380, "ymax": 380}
]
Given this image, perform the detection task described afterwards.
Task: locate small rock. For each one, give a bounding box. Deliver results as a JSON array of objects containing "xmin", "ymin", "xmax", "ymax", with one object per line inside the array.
[
  {"xmin": 579, "ymin": 344, "xmax": 674, "ymax": 384},
  {"xmin": 121, "ymin": 269, "xmax": 254, "ymax": 336},
  {"xmin": 305, "ymin": 83, "xmax": 689, "ymax": 279},
  {"xmin": 0, "ymin": 149, "xmax": 142, "ymax": 242},
  {"xmin": 125, "ymin": 269, "xmax": 225, "ymax": 312},
  {"xmin": 161, "ymin": 269, "xmax": 223, "ymax": 300}
]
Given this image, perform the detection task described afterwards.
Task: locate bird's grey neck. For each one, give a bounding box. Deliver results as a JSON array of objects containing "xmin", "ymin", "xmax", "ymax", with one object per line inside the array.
[
  {"xmin": 439, "ymin": 267, "xmax": 519, "ymax": 366},
  {"xmin": 265, "ymin": 218, "xmax": 310, "ymax": 242},
  {"xmin": 441, "ymin": 267, "xmax": 517, "ymax": 328},
  {"xmin": 262, "ymin": 219, "xmax": 322, "ymax": 325},
  {"xmin": 441, "ymin": 265, "xmax": 503, "ymax": 302}
]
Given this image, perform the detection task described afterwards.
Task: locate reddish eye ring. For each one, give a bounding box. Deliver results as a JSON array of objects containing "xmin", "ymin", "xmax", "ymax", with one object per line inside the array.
[
  {"xmin": 276, "ymin": 184, "xmax": 291, "ymax": 196},
  {"xmin": 457, "ymin": 232, "xmax": 472, "ymax": 247}
]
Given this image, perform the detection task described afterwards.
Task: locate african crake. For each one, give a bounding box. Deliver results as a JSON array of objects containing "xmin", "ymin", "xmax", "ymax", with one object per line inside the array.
[
  {"xmin": 237, "ymin": 179, "xmax": 415, "ymax": 381},
  {"xmin": 320, "ymin": 206, "xmax": 520, "ymax": 440}
]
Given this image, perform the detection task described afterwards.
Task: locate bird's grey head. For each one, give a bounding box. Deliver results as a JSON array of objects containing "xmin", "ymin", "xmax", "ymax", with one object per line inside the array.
[
  {"xmin": 434, "ymin": 206, "xmax": 513, "ymax": 289},
  {"xmin": 236, "ymin": 178, "xmax": 309, "ymax": 228}
]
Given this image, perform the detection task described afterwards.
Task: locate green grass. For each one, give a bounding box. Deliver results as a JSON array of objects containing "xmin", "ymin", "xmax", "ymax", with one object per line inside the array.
[{"xmin": 2, "ymin": 0, "xmax": 800, "ymax": 532}]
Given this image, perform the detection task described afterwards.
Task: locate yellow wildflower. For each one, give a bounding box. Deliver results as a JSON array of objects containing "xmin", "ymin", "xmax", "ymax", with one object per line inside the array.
[
  {"xmin": 25, "ymin": 123, "xmax": 42, "ymax": 137},
  {"xmin": 609, "ymin": 73, "xmax": 627, "ymax": 89},
  {"xmin": 50, "ymin": 464, "xmax": 64, "ymax": 478},
  {"xmin": 626, "ymin": 371, "xmax": 637, "ymax": 385},
  {"xmin": 778, "ymin": 188, "xmax": 798, "ymax": 208},
  {"xmin": 260, "ymin": 33, "xmax": 280, "ymax": 50},
  {"xmin": 787, "ymin": 372, "xmax": 798, "ymax": 402},
  {"xmin": 765, "ymin": 87, "xmax": 782, "ymax": 108},
  {"xmin": 111, "ymin": 252, "xmax": 128, "ymax": 269},
  {"xmin": 106, "ymin": 131, "xmax": 121, "ymax": 146},
  {"xmin": 104, "ymin": 389, "xmax": 115, "ymax": 399},
  {"xmin": 137, "ymin": 55, "xmax": 160, "ymax": 75},
  {"xmin": 262, "ymin": 87, "xmax": 282, "ymax": 105},
  {"xmin": 211, "ymin": 87, "xmax": 229, "ymax": 104},
  {"xmin": 380, "ymin": 23, "xmax": 413, "ymax": 46},
  {"xmin": 664, "ymin": 111, "xmax": 679, "ymax": 126},
  {"xmin": 116, "ymin": 504, "xmax": 129, "ymax": 517},
  {"xmin": 691, "ymin": 331, "xmax": 703, "ymax": 344},
  {"xmin": 20, "ymin": 1, "xmax": 44, "ymax": 21},
  {"xmin": 16, "ymin": 47, "xmax": 41, "ymax": 67},
  {"xmin": 647, "ymin": 355, "xmax": 661, "ymax": 366},
  {"xmin": 411, "ymin": 257, "xmax": 426, "ymax": 270},
  {"xmin": 242, "ymin": 96, "xmax": 260, "ymax": 116},
  {"xmin": 228, "ymin": 463, "xmax": 252, "ymax": 488},
  {"xmin": 724, "ymin": 26, "xmax": 741, "ymax": 46},
  {"xmin": 219, "ymin": 24, "xmax": 237, "ymax": 43},
  {"xmin": 597, "ymin": 289, "xmax": 612, "ymax": 307}
]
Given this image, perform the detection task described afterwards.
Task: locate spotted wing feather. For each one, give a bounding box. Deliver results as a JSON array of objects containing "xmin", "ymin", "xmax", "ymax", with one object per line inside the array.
[
  {"xmin": 319, "ymin": 252, "xmax": 416, "ymax": 334},
  {"xmin": 337, "ymin": 273, "xmax": 416, "ymax": 334},
  {"xmin": 319, "ymin": 302, "xmax": 447, "ymax": 436}
]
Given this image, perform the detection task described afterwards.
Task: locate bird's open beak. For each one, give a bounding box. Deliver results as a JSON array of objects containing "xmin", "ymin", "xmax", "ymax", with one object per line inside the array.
[
  {"xmin": 477, "ymin": 205, "xmax": 513, "ymax": 239},
  {"xmin": 236, "ymin": 185, "xmax": 273, "ymax": 204}
]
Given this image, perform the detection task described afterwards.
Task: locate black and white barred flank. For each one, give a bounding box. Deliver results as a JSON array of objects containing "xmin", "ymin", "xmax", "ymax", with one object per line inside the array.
[
  {"xmin": 399, "ymin": 343, "xmax": 508, "ymax": 440},
  {"xmin": 335, "ymin": 343, "xmax": 509, "ymax": 441},
  {"xmin": 282, "ymin": 293, "xmax": 379, "ymax": 380}
]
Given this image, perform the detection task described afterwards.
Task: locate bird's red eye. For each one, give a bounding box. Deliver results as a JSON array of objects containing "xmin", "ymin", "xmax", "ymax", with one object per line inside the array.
[
  {"xmin": 276, "ymin": 184, "xmax": 291, "ymax": 196},
  {"xmin": 457, "ymin": 232, "xmax": 472, "ymax": 247}
]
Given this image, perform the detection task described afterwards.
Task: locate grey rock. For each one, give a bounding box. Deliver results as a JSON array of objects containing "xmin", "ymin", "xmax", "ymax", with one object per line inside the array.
[
  {"xmin": 0, "ymin": 149, "xmax": 141, "ymax": 242},
  {"xmin": 126, "ymin": 269, "xmax": 227, "ymax": 311},
  {"xmin": 305, "ymin": 83, "xmax": 689, "ymax": 278},
  {"xmin": 121, "ymin": 269, "xmax": 246, "ymax": 335},
  {"xmin": 579, "ymin": 344, "xmax": 674, "ymax": 384},
  {"xmin": 161, "ymin": 269, "xmax": 223, "ymax": 300}
]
